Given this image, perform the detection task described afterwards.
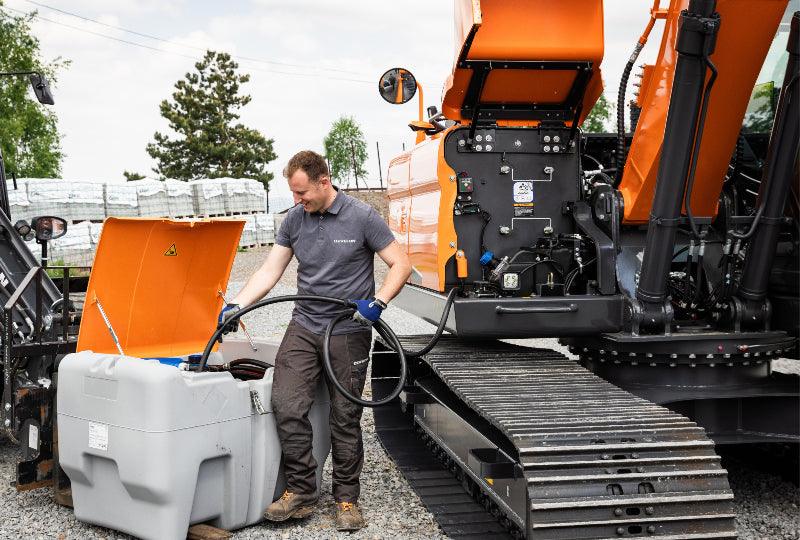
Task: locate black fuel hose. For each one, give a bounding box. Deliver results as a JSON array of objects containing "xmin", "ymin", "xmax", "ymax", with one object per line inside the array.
[
  {"xmin": 322, "ymin": 311, "xmax": 407, "ymax": 407},
  {"xmin": 196, "ymin": 294, "xmax": 407, "ymax": 407},
  {"xmin": 321, "ymin": 286, "xmax": 459, "ymax": 405},
  {"xmin": 196, "ymin": 289, "xmax": 460, "ymax": 407}
]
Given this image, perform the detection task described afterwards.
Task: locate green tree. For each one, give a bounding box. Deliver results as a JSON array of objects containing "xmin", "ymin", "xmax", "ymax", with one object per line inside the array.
[
  {"xmin": 146, "ymin": 50, "xmax": 276, "ymax": 188},
  {"xmin": 583, "ymin": 93, "xmax": 612, "ymax": 133},
  {"xmin": 323, "ymin": 116, "xmax": 367, "ymax": 187},
  {"xmin": 742, "ymin": 82, "xmax": 776, "ymax": 134},
  {"xmin": 0, "ymin": 8, "xmax": 67, "ymax": 177},
  {"xmin": 123, "ymin": 170, "xmax": 146, "ymax": 181}
]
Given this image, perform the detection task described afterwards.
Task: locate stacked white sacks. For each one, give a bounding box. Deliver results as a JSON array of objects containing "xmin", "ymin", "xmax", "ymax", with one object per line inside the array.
[
  {"xmin": 246, "ymin": 180, "xmax": 268, "ymax": 213},
  {"xmin": 25, "ymin": 179, "xmax": 75, "ymax": 223},
  {"xmin": 104, "ymin": 183, "xmax": 139, "ymax": 218},
  {"xmin": 49, "ymin": 220, "xmax": 96, "ymax": 267},
  {"xmin": 239, "ymin": 214, "xmax": 258, "ymax": 248},
  {"xmin": 66, "ymin": 181, "xmax": 105, "ymax": 222},
  {"xmin": 129, "ymin": 179, "xmax": 169, "ymax": 217},
  {"xmin": 190, "ymin": 179, "xmax": 227, "ymax": 217},
  {"xmin": 254, "ymin": 214, "xmax": 275, "ymax": 245},
  {"xmin": 7, "ymin": 179, "xmax": 31, "ymax": 222},
  {"xmin": 165, "ymin": 179, "xmax": 194, "ymax": 218}
]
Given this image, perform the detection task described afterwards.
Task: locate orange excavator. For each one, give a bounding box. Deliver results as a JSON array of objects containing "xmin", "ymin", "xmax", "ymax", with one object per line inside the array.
[{"xmin": 373, "ymin": 0, "xmax": 799, "ymax": 538}]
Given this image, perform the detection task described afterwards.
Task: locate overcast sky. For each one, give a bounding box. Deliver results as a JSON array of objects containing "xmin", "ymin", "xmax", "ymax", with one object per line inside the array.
[{"xmin": 0, "ymin": 0, "xmax": 755, "ymax": 200}]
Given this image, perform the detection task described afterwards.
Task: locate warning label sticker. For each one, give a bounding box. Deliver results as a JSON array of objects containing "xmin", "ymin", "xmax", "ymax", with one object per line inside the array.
[
  {"xmin": 164, "ymin": 243, "xmax": 178, "ymax": 256},
  {"xmin": 513, "ymin": 181, "xmax": 533, "ymax": 203},
  {"xmin": 88, "ymin": 422, "xmax": 108, "ymax": 451}
]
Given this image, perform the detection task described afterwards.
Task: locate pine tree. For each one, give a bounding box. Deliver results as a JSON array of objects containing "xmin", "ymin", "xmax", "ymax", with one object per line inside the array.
[
  {"xmin": 123, "ymin": 170, "xmax": 146, "ymax": 181},
  {"xmin": 0, "ymin": 9, "xmax": 67, "ymax": 177},
  {"xmin": 323, "ymin": 116, "xmax": 368, "ymax": 187},
  {"xmin": 147, "ymin": 51, "xmax": 276, "ymax": 188}
]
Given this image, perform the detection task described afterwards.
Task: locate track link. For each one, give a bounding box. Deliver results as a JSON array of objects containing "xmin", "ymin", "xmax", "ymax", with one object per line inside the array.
[{"xmin": 386, "ymin": 336, "xmax": 737, "ymax": 539}]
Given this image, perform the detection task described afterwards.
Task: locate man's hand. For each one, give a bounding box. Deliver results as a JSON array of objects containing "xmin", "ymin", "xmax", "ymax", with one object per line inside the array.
[
  {"xmin": 352, "ymin": 298, "xmax": 387, "ymax": 327},
  {"xmin": 218, "ymin": 303, "xmax": 241, "ymax": 334}
]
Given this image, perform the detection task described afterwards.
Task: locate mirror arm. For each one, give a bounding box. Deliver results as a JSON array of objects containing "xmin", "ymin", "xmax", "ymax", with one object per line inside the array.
[{"xmin": 415, "ymin": 82, "xmax": 426, "ymax": 144}]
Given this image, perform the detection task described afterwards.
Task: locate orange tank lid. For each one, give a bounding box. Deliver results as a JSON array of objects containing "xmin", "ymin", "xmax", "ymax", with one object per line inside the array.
[{"xmin": 77, "ymin": 217, "xmax": 244, "ymax": 358}]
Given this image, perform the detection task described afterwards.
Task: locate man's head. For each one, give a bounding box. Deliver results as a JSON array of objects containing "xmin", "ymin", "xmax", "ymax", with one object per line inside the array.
[{"xmin": 284, "ymin": 150, "xmax": 335, "ymax": 214}]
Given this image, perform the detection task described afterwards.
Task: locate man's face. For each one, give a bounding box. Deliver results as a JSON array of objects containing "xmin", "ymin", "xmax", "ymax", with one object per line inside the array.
[{"xmin": 288, "ymin": 169, "xmax": 330, "ymax": 213}]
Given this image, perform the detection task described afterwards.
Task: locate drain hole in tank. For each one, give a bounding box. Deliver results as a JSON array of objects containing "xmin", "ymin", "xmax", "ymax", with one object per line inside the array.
[
  {"xmin": 628, "ymin": 525, "xmax": 643, "ymax": 534},
  {"xmin": 592, "ymin": 439, "xmax": 606, "ymax": 444},
  {"xmin": 626, "ymin": 507, "xmax": 641, "ymax": 516},
  {"xmin": 620, "ymin": 437, "xmax": 637, "ymax": 443},
  {"xmin": 638, "ymin": 482, "xmax": 655, "ymax": 494},
  {"xmin": 617, "ymin": 468, "xmax": 632, "ymax": 473},
  {"xmin": 613, "ymin": 454, "xmax": 627, "ymax": 460},
  {"xmin": 606, "ymin": 483, "xmax": 624, "ymax": 495}
]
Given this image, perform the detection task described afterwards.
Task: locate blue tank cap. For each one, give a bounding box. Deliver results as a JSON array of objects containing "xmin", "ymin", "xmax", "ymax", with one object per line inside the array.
[{"xmin": 479, "ymin": 251, "xmax": 494, "ymax": 266}]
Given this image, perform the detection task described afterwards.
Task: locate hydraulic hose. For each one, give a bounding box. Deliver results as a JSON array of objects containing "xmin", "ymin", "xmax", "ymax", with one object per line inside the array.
[
  {"xmin": 682, "ymin": 54, "xmax": 718, "ymax": 239},
  {"xmin": 614, "ymin": 48, "xmax": 640, "ymax": 185},
  {"xmin": 614, "ymin": 1, "xmax": 663, "ymax": 186},
  {"xmin": 197, "ymin": 289, "xmax": 459, "ymax": 407}
]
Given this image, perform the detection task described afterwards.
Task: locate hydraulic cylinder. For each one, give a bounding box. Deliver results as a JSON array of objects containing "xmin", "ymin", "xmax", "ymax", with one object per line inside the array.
[{"xmin": 635, "ymin": 0, "xmax": 720, "ymax": 322}]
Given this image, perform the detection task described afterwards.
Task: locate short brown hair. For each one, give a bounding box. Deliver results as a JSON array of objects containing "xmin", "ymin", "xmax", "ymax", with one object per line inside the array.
[{"xmin": 283, "ymin": 150, "xmax": 329, "ymax": 182}]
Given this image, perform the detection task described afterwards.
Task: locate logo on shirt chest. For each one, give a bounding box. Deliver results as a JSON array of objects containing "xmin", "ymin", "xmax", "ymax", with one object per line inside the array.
[{"xmin": 333, "ymin": 239, "xmax": 357, "ymax": 244}]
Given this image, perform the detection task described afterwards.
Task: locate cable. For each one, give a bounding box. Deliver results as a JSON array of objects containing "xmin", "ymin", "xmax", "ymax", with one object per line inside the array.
[
  {"xmin": 383, "ymin": 286, "xmax": 459, "ymax": 358},
  {"xmin": 2, "ymin": 6, "xmax": 374, "ymax": 85},
  {"xmin": 21, "ymin": 0, "xmax": 367, "ymax": 77},
  {"xmin": 564, "ymin": 258, "xmax": 596, "ymax": 294},
  {"xmin": 518, "ymin": 259, "xmax": 565, "ymax": 280}
]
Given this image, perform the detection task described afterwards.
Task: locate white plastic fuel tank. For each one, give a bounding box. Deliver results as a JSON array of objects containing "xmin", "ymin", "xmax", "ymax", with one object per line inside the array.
[{"xmin": 57, "ymin": 339, "xmax": 331, "ymax": 540}]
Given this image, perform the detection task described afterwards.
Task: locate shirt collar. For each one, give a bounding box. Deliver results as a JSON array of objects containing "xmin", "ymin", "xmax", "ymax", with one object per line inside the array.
[{"xmin": 324, "ymin": 188, "xmax": 345, "ymax": 215}]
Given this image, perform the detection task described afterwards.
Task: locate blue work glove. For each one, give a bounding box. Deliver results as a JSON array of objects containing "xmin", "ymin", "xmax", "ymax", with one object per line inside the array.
[
  {"xmin": 218, "ymin": 303, "xmax": 241, "ymax": 334},
  {"xmin": 352, "ymin": 298, "xmax": 387, "ymax": 327}
]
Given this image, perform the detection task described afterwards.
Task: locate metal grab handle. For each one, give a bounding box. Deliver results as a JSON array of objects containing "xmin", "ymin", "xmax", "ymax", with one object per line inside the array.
[{"xmin": 495, "ymin": 303, "xmax": 578, "ymax": 314}]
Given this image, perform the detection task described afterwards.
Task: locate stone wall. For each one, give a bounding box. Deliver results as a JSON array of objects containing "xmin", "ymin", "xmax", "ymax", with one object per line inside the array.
[{"xmin": 344, "ymin": 188, "xmax": 389, "ymax": 220}]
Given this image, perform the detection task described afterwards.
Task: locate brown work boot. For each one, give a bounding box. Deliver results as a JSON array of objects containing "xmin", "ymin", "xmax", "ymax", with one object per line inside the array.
[
  {"xmin": 264, "ymin": 490, "xmax": 318, "ymax": 522},
  {"xmin": 335, "ymin": 501, "xmax": 366, "ymax": 531}
]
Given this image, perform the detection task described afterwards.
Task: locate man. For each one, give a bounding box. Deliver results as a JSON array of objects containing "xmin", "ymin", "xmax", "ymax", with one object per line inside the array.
[{"xmin": 220, "ymin": 150, "xmax": 411, "ymax": 531}]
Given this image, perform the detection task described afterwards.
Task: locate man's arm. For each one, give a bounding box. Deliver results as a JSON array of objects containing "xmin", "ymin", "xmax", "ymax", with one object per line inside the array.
[
  {"xmin": 231, "ymin": 244, "xmax": 294, "ymax": 307},
  {"xmin": 374, "ymin": 240, "xmax": 412, "ymax": 305}
]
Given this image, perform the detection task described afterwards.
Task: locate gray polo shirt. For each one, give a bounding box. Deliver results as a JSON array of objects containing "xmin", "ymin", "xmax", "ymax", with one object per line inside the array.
[{"xmin": 275, "ymin": 190, "xmax": 395, "ymax": 335}]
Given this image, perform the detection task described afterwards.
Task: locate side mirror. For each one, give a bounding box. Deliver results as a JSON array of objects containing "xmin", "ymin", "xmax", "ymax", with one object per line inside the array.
[
  {"xmin": 29, "ymin": 73, "xmax": 54, "ymax": 105},
  {"xmin": 378, "ymin": 68, "xmax": 417, "ymax": 104},
  {"xmin": 31, "ymin": 216, "xmax": 67, "ymax": 241},
  {"xmin": 13, "ymin": 219, "xmax": 34, "ymax": 241}
]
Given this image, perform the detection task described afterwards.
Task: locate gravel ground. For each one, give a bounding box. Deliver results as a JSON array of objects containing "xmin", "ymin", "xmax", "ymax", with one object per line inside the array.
[{"xmin": 0, "ymin": 246, "xmax": 797, "ymax": 539}]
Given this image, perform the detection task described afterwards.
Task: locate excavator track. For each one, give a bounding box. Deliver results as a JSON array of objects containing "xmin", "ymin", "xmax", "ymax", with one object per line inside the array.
[{"xmin": 374, "ymin": 336, "xmax": 738, "ymax": 539}]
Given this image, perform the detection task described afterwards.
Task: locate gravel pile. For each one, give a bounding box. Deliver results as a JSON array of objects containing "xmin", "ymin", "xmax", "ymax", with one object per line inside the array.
[{"xmin": 0, "ymin": 247, "xmax": 797, "ymax": 539}]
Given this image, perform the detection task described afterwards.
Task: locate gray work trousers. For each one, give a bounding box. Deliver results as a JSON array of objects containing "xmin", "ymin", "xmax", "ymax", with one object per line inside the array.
[{"xmin": 271, "ymin": 319, "xmax": 372, "ymax": 503}]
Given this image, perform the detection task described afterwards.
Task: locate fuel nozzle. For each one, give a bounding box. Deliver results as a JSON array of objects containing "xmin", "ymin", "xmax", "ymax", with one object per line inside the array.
[{"xmin": 479, "ymin": 251, "xmax": 510, "ymax": 282}]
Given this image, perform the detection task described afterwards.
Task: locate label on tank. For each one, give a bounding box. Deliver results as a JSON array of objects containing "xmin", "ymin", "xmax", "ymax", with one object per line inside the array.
[
  {"xmin": 88, "ymin": 422, "xmax": 109, "ymax": 451},
  {"xmin": 513, "ymin": 181, "xmax": 533, "ymax": 203},
  {"xmin": 514, "ymin": 206, "xmax": 534, "ymax": 217}
]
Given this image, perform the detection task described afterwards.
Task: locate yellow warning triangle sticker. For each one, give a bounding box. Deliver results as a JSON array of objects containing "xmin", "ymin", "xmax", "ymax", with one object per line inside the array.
[{"xmin": 164, "ymin": 243, "xmax": 178, "ymax": 256}]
